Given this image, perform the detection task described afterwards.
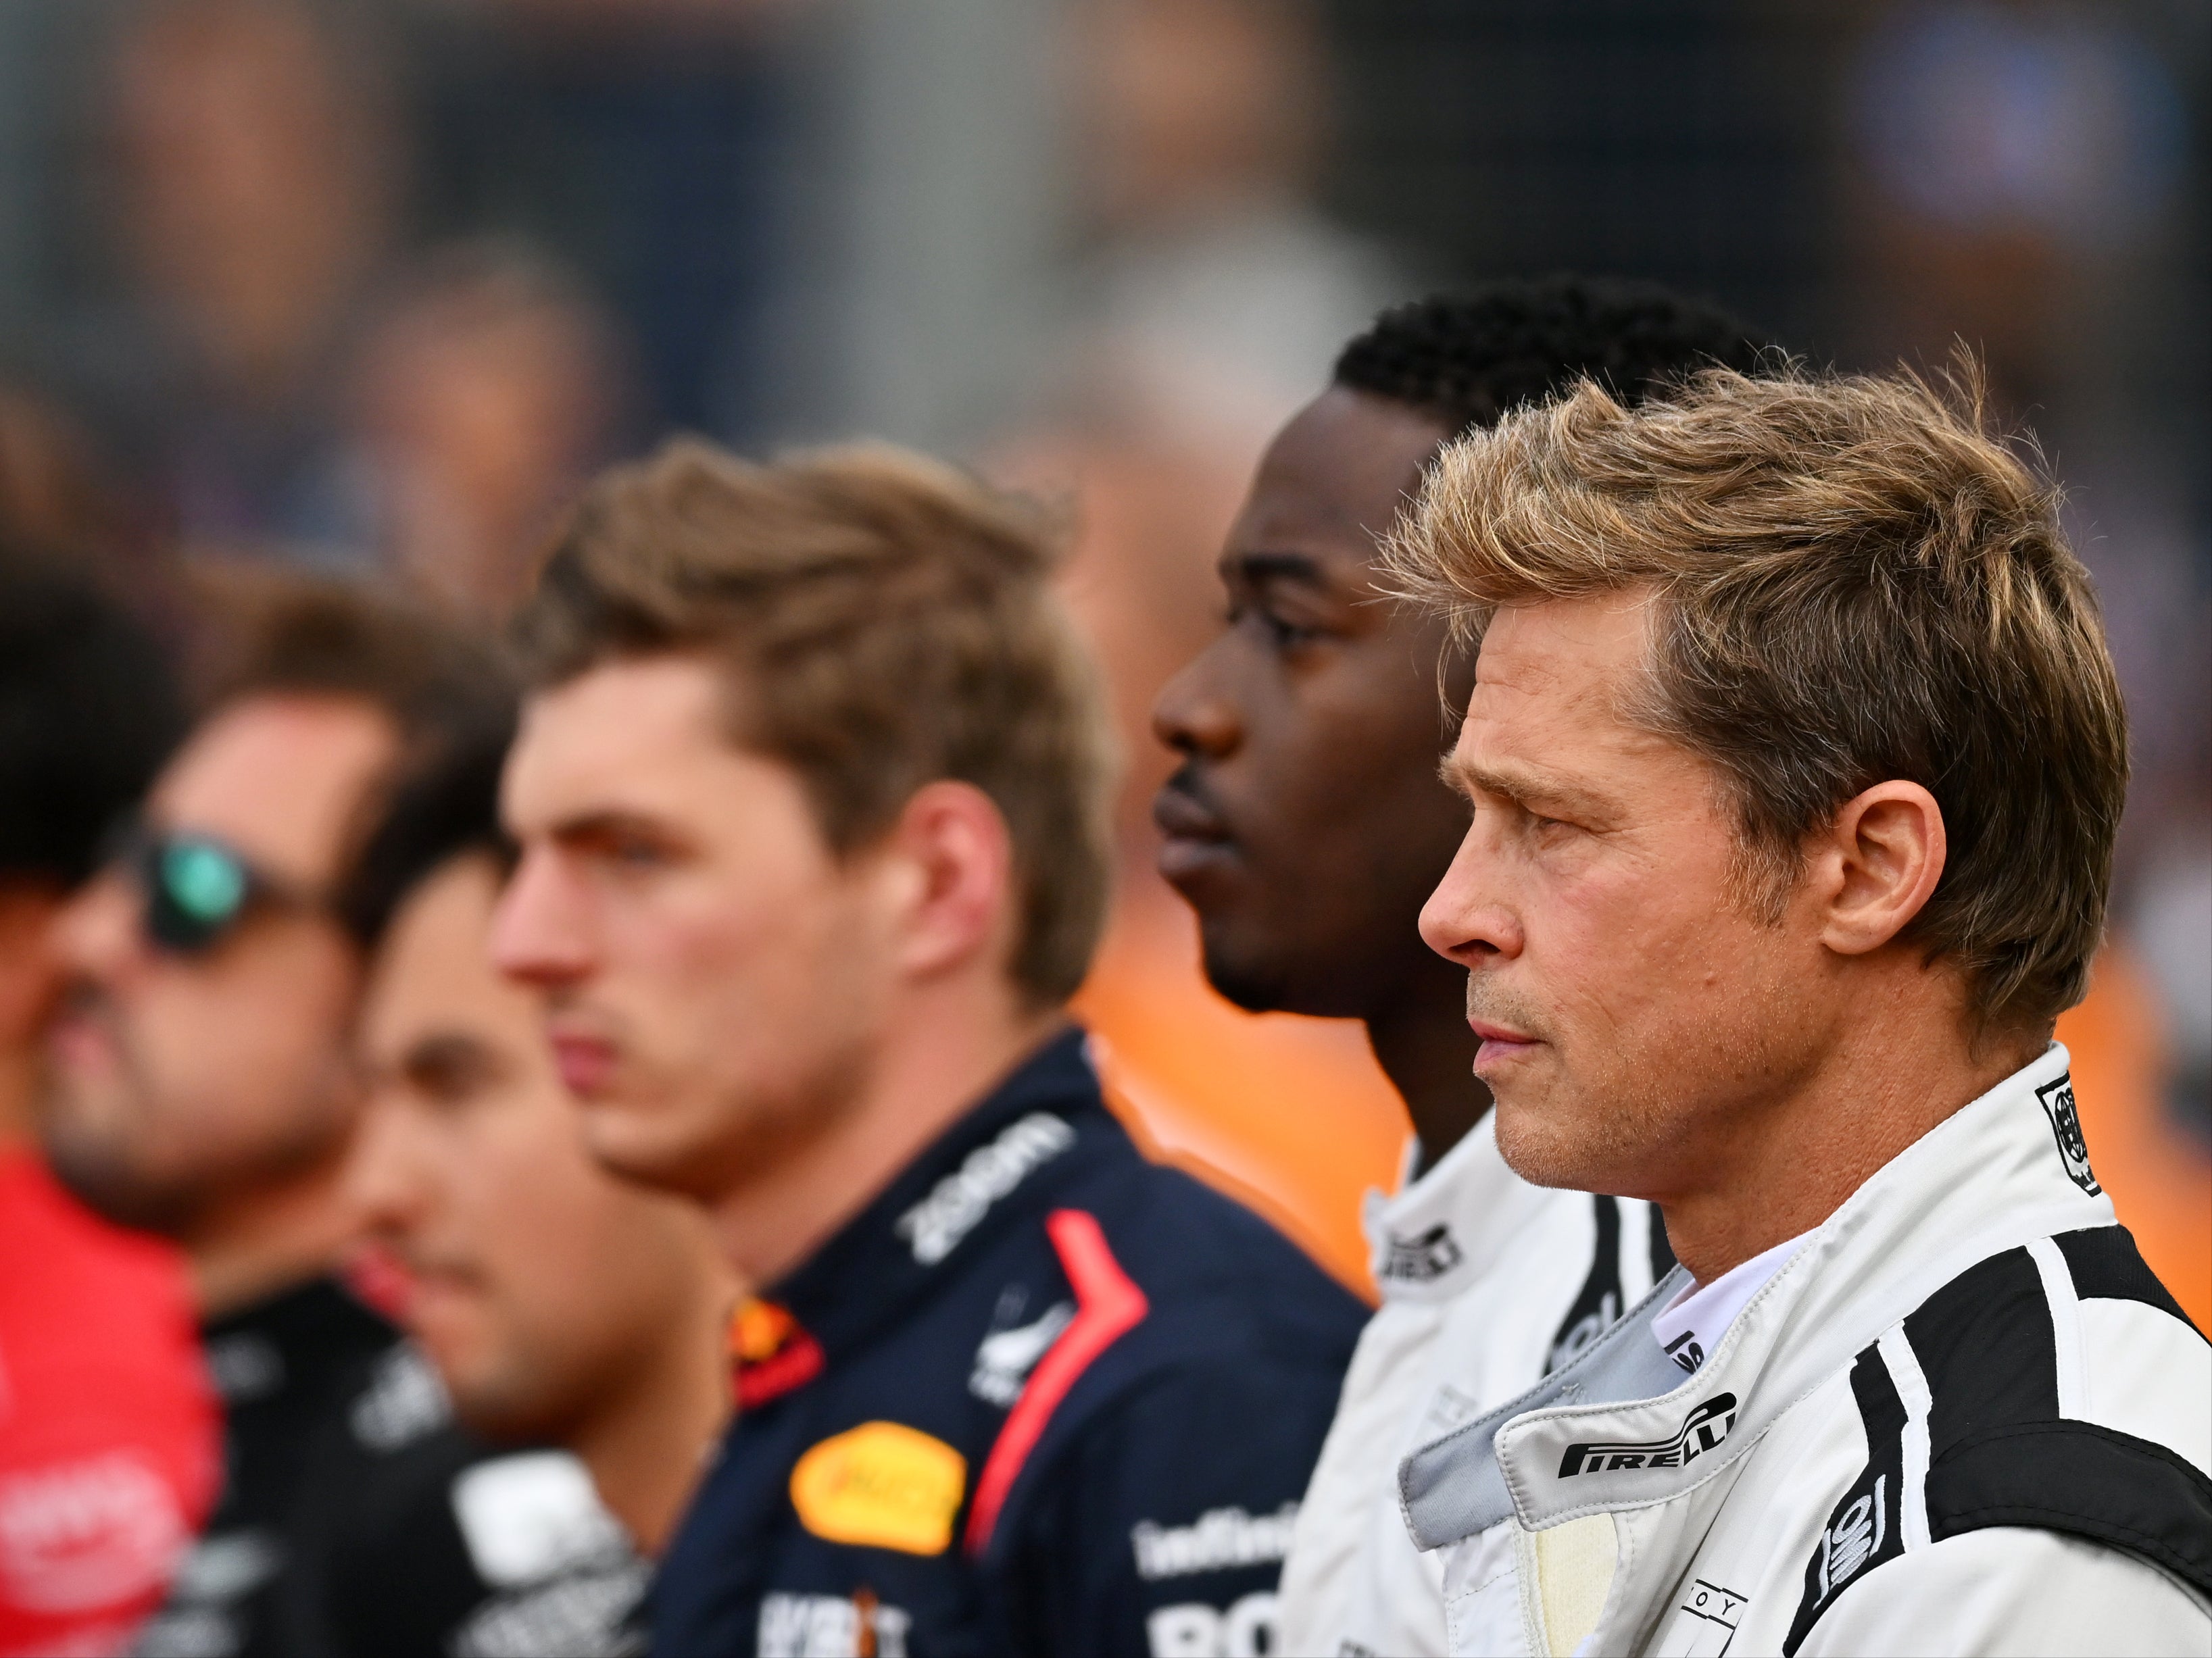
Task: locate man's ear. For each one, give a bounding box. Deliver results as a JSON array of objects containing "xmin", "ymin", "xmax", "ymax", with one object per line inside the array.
[
  {"xmin": 1809, "ymin": 780, "xmax": 1947, "ymax": 957},
  {"xmin": 880, "ymin": 780, "xmax": 1016, "ymax": 983}
]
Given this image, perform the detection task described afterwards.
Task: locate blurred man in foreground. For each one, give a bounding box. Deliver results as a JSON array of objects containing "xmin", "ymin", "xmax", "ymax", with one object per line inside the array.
[
  {"xmin": 1393, "ymin": 363, "xmax": 2211, "ymax": 1654},
  {"xmin": 1151, "ymin": 282, "xmax": 1771, "ymax": 1657},
  {"xmin": 335, "ymin": 720, "xmax": 734, "ymax": 1655},
  {"xmin": 36, "ymin": 574, "xmax": 528, "ymax": 1658},
  {"xmin": 0, "ymin": 550, "xmax": 214, "ymax": 1658},
  {"xmin": 491, "ymin": 440, "xmax": 1366, "ymax": 1658}
]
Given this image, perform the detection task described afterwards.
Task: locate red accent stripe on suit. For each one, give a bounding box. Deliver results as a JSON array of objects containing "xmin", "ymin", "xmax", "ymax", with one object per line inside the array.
[{"xmin": 963, "ymin": 1208, "xmax": 1149, "ymax": 1556}]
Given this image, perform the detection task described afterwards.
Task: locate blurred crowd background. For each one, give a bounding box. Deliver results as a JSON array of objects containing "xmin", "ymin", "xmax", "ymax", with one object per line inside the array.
[{"xmin": 0, "ymin": 0, "xmax": 2205, "ymax": 1311}]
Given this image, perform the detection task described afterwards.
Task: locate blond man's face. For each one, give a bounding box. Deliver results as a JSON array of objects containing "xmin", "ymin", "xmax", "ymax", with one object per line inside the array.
[
  {"xmin": 1419, "ymin": 591, "xmax": 1825, "ymax": 1201},
  {"xmin": 489, "ymin": 656, "xmax": 897, "ymax": 1203}
]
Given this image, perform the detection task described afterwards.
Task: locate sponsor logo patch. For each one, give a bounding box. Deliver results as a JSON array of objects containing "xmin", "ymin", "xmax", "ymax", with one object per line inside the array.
[
  {"xmin": 1129, "ymin": 1502, "xmax": 1298, "ymax": 1580},
  {"xmin": 1379, "ymin": 1222, "xmax": 1464, "ymax": 1283},
  {"xmin": 896, "ymin": 1113, "xmax": 1076, "ymax": 1265},
  {"xmin": 1817, "ymin": 1477, "xmax": 1885, "ymax": 1597},
  {"xmin": 450, "ymin": 1453, "xmax": 629, "ymax": 1588},
  {"xmin": 968, "ymin": 1299, "xmax": 1074, "ymax": 1408},
  {"xmin": 0, "ymin": 1451, "xmax": 187, "ymax": 1614},
  {"xmin": 758, "ymin": 1589, "xmax": 913, "ymax": 1658},
  {"xmin": 1784, "ymin": 1342, "xmax": 1909, "ymax": 1651},
  {"xmin": 730, "ymin": 1299, "xmax": 827, "ymax": 1410},
  {"xmin": 1558, "ymin": 1393, "xmax": 1738, "ymax": 1478},
  {"xmin": 1663, "ymin": 1331, "xmax": 1706, "ymax": 1374},
  {"xmin": 1143, "ymin": 1591, "xmax": 1280, "ymax": 1657},
  {"xmin": 2034, "ymin": 1074, "xmax": 2100, "ymax": 1195},
  {"xmin": 790, "ymin": 1424, "xmax": 966, "ymax": 1557},
  {"xmin": 1673, "ymin": 1578, "xmax": 1748, "ymax": 1657}
]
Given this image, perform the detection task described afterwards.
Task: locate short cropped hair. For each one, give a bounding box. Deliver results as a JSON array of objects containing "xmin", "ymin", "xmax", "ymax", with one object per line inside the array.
[
  {"xmin": 1385, "ymin": 359, "xmax": 2127, "ymax": 1032},
  {"xmin": 1335, "ymin": 280, "xmax": 1774, "ymax": 438},
  {"xmin": 341, "ymin": 708, "xmax": 514, "ymax": 951},
  {"xmin": 0, "ymin": 548, "xmax": 185, "ymax": 886},
  {"xmin": 512, "ymin": 439, "xmax": 1117, "ymax": 1007}
]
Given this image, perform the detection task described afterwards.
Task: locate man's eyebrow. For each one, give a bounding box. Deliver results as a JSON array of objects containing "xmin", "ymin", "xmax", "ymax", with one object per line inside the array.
[
  {"xmin": 1437, "ymin": 751, "xmax": 1611, "ymax": 820},
  {"xmin": 1223, "ymin": 550, "xmax": 1328, "ymax": 587},
  {"xmin": 545, "ymin": 808, "xmax": 667, "ymax": 843}
]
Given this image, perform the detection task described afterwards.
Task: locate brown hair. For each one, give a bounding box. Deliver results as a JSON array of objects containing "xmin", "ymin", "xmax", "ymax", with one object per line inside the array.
[
  {"xmin": 185, "ymin": 561, "xmax": 510, "ymax": 744},
  {"xmin": 1383, "ymin": 358, "xmax": 2128, "ymax": 1032},
  {"xmin": 176, "ymin": 560, "xmax": 514, "ymax": 895},
  {"xmin": 512, "ymin": 438, "xmax": 1117, "ymax": 1007}
]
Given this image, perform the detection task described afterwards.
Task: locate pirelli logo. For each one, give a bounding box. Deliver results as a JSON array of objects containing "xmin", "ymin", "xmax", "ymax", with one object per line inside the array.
[{"xmin": 1558, "ymin": 1393, "xmax": 1738, "ymax": 1478}]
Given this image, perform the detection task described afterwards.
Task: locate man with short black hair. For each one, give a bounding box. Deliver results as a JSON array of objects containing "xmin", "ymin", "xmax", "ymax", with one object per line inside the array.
[
  {"xmin": 1392, "ymin": 361, "xmax": 2209, "ymax": 1654},
  {"xmin": 1152, "ymin": 281, "xmax": 1771, "ymax": 1656},
  {"xmin": 324, "ymin": 720, "xmax": 733, "ymax": 1657},
  {"xmin": 491, "ymin": 438, "xmax": 1366, "ymax": 1658}
]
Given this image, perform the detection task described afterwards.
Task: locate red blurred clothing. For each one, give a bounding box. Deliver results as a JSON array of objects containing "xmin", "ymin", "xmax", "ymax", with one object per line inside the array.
[{"xmin": 0, "ymin": 1149, "xmax": 218, "ymax": 1658}]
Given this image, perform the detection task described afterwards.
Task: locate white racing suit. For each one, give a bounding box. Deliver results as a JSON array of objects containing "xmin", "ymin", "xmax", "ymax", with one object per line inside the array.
[
  {"xmin": 1279, "ymin": 1112, "xmax": 1671, "ymax": 1656},
  {"xmin": 1398, "ymin": 1043, "xmax": 2212, "ymax": 1653},
  {"xmin": 1398, "ymin": 1043, "xmax": 2212, "ymax": 1657}
]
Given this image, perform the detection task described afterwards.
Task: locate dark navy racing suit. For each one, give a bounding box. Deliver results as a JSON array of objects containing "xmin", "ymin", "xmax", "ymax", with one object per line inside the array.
[{"xmin": 649, "ymin": 1027, "xmax": 1366, "ymax": 1658}]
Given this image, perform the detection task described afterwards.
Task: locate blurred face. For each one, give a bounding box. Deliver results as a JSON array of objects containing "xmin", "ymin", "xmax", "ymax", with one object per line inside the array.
[
  {"xmin": 492, "ymin": 657, "xmax": 894, "ymax": 1203},
  {"xmin": 352, "ymin": 855, "xmax": 724, "ymax": 1440},
  {"xmin": 1151, "ymin": 386, "xmax": 1466, "ymax": 1015},
  {"xmin": 43, "ymin": 696, "xmax": 393, "ymax": 1235},
  {"xmin": 1419, "ymin": 593, "xmax": 1821, "ymax": 1199},
  {"xmin": 111, "ymin": 0, "xmax": 376, "ymax": 388}
]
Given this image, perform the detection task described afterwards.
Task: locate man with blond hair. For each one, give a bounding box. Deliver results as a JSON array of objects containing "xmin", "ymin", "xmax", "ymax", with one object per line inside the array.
[
  {"xmin": 1387, "ymin": 362, "xmax": 2209, "ymax": 1655},
  {"xmin": 490, "ymin": 439, "xmax": 1364, "ymax": 1657}
]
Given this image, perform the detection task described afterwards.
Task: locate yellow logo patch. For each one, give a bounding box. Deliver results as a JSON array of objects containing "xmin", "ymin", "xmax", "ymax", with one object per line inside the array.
[{"xmin": 790, "ymin": 1422, "xmax": 968, "ymax": 1556}]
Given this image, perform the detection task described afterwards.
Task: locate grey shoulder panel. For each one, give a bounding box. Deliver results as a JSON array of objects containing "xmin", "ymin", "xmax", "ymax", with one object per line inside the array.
[{"xmin": 1400, "ymin": 1263, "xmax": 1690, "ymax": 1550}]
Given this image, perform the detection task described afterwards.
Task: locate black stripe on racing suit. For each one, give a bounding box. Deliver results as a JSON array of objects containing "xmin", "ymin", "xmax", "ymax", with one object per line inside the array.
[{"xmin": 1784, "ymin": 1230, "xmax": 2212, "ymax": 1654}]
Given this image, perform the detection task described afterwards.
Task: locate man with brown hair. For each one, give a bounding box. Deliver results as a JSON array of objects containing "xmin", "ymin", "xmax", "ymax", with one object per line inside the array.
[
  {"xmin": 1387, "ymin": 363, "xmax": 2210, "ymax": 1655},
  {"xmin": 491, "ymin": 439, "xmax": 1365, "ymax": 1658}
]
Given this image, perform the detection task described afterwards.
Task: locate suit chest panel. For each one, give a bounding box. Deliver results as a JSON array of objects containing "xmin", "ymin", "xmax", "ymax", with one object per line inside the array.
[{"xmin": 1642, "ymin": 1374, "xmax": 1862, "ymax": 1657}]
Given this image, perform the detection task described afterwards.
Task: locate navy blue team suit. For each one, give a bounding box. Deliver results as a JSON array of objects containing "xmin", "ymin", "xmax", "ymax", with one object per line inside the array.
[{"xmin": 651, "ymin": 1027, "xmax": 1365, "ymax": 1657}]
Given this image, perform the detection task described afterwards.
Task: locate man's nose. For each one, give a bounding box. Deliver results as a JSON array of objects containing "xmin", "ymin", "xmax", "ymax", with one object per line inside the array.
[
  {"xmin": 53, "ymin": 871, "xmax": 145, "ymax": 985},
  {"xmin": 1151, "ymin": 648, "xmax": 1240, "ymax": 761},
  {"xmin": 487, "ymin": 848, "xmax": 593, "ymax": 989},
  {"xmin": 345, "ymin": 1094, "xmax": 431, "ymax": 1240},
  {"xmin": 1418, "ymin": 824, "xmax": 1523, "ymax": 965}
]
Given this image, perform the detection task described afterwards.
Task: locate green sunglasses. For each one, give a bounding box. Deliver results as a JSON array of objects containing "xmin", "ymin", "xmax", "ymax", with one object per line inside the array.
[{"xmin": 107, "ymin": 823, "xmax": 325, "ymax": 955}]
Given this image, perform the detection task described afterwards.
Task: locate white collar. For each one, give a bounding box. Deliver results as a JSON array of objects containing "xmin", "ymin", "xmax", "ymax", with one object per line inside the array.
[
  {"xmin": 1401, "ymin": 1042, "xmax": 2117, "ymax": 1551},
  {"xmin": 1648, "ymin": 1230, "xmax": 1811, "ymax": 1378},
  {"xmin": 1362, "ymin": 1110, "xmax": 1552, "ymax": 1303}
]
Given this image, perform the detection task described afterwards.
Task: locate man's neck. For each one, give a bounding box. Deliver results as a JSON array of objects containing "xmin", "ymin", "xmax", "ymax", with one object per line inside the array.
[
  {"xmin": 1656, "ymin": 1003, "xmax": 2045, "ymax": 1286},
  {"xmin": 189, "ymin": 1157, "xmax": 362, "ymax": 1323},
  {"xmin": 1365, "ymin": 965, "xmax": 1490, "ymax": 1181},
  {"xmin": 567, "ymin": 1271, "xmax": 734, "ymax": 1555},
  {"xmin": 712, "ymin": 982, "xmax": 1066, "ymax": 1289}
]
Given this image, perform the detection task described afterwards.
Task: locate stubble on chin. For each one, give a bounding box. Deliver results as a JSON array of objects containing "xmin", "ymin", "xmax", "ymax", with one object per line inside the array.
[
  {"xmin": 1490, "ymin": 1077, "xmax": 1673, "ymax": 1197},
  {"xmin": 1468, "ymin": 980, "xmax": 1675, "ymax": 1197},
  {"xmin": 591, "ymin": 1028, "xmax": 878, "ymax": 1207}
]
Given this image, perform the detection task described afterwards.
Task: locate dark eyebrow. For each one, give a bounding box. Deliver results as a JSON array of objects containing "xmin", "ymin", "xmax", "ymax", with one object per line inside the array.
[
  {"xmin": 1223, "ymin": 551, "xmax": 1329, "ymax": 588},
  {"xmin": 545, "ymin": 809, "xmax": 681, "ymax": 846}
]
